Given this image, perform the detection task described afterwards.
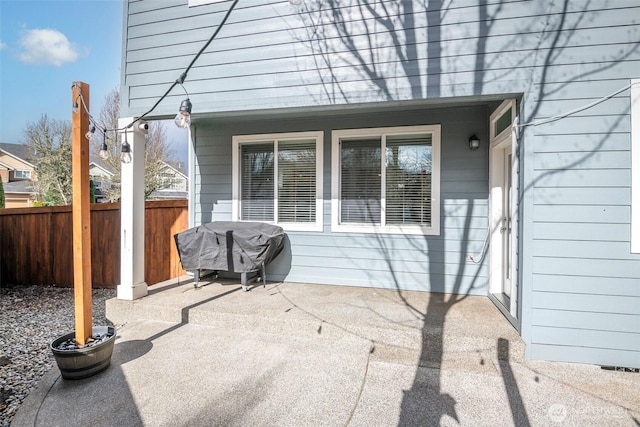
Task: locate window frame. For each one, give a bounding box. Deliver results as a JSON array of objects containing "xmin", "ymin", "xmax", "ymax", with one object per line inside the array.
[
  {"xmin": 331, "ymin": 125, "xmax": 441, "ymax": 235},
  {"xmin": 14, "ymin": 170, "xmax": 31, "ymax": 179},
  {"xmin": 232, "ymin": 131, "xmax": 324, "ymax": 232}
]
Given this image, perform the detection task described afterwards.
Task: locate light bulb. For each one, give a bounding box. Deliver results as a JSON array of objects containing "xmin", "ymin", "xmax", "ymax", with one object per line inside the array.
[
  {"xmin": 72, "ymin": 102, "xmax": 79, "ymax": 114},
  {"xmin": 99, "ymin": 141, "xmax": 109, "ymax": 160},
  {"xmin": 85, "ymin": 125, "xmax": 96, "ymax": 140},
  {"xmin": 175, "ymin": 112, "xmax": 191, "ymax": 128},
  {"xmin": 120, "ymin": 141, "xmax": 132, "ymax": 164},
  {"xmin": 174, "ymin": 98, "xmax": 192, "ymax": 129}
]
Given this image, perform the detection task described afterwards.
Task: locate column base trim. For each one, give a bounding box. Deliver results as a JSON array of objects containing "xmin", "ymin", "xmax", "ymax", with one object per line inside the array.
[{"xmin": 117, "ymin": 282, "xmax": 148, "ymax": 301}]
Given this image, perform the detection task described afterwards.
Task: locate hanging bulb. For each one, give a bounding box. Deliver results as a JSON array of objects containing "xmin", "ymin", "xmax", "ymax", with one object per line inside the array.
[
  {"xmin": 85, "ymin": 125, "xmax": 96, "ymax": 140},
  {"xmin": 120, "ymin": 140, "xmax": 132, "ymax": 164},
  {"xmin": 72, "ymin": 102, "xmax": 79, "ymax": 114},
  {"xmin": 174, "ymin": 98, "xmax": 192, "ymax": 128},
  {"xmin": 99, "ymin": 140, "xmax": 109, "ymax": 160}
]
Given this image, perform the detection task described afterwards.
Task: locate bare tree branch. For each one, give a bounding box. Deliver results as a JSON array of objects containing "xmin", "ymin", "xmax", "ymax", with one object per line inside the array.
[
  {"xmin": 22, "ymin": 115, "xmax": 72, "ymax": 206},
  {"xmin": 90, "ymin": 88, "xmax": 175, "ymax": 201}
]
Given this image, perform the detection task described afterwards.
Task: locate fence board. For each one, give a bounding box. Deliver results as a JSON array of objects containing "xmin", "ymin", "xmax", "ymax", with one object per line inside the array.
[
  {"xmin": 0, "ymin": 200, "xmax": 188, "ymax": 288},
  {"xmin": 144, "ymin": 200, "xmax": 189, "ymax": 285}
]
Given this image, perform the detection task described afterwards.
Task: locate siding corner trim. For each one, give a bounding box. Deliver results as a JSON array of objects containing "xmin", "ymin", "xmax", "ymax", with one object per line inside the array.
[{"xmin": 631, "ymin": 79, "xmax": 640, "ymax": 253}]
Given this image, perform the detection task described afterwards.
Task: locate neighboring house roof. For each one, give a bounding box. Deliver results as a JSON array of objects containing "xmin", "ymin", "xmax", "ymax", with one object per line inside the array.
[
  {"xmin": 148, "ymin": 189, "xmax": 188, "ymax": 200},
  {"xmin": 89, "ymin": 160, "xmax": 115, "ymax": 177},
  {"xmin": 160, "ymin": 161, "xmax": 188, "ymax": 179},
  {"xmin": 3, "ymin": 180, "xmax": 38, "ymax": 195},
  {"xmin": 0, "ymin": 142, "xmax": 36, "ymax": 168},
  {"xmin": 0, "ymin": 160, "xmax": 13, "ymax": 170}
]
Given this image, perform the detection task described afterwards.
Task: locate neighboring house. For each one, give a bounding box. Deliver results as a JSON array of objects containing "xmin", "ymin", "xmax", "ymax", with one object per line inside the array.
[
  {"xmin": 0, "ymin": 142, "xmax": 38, "ymax": 208},
  {"xmin": 148, "ymin": 161, "xmax": 188, "ymax": 200},
  {"xmin": 89, "ymin": 159, "xmax": 115, "ymax": 203},
  {"xmin": 90, "ymin": 159, "xmax": 187, "ymax": 201},
  {"xmin": 118, "ymin": 1, "xmax": 640, "ymax": 369}
]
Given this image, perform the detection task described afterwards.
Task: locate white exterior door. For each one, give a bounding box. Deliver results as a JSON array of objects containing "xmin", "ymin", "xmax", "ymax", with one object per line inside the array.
[
  {"xmin": 489, "ymin": 99, "xmax": 517, "ymax": 318},
  {"xmin": 502, "ymin": 144, "xmax": 513, "ymax": 299}
]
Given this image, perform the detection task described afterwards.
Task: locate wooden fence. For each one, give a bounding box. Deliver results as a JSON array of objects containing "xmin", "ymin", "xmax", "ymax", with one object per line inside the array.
[{"xmin": 0, "ymin": 200, "xmax": 188, "ymax": 288}]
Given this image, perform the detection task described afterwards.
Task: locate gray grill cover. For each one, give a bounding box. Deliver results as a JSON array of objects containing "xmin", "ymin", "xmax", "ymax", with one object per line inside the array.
[{"xmin": 174, "ymin": 221, "xmax": 285, "ymax": 273}]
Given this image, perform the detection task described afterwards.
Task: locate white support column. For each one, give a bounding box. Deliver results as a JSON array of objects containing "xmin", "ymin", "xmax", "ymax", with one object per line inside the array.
[
  {"xmin": 118, "ymin": 117, "xmax": 148, "ymax": 300},
  {"xmin": 187, "ymin": 125, "xmax": 196, "ymax": 229}
]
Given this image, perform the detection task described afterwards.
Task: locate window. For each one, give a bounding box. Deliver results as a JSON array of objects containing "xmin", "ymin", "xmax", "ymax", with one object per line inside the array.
[
  {"xmin": 14, "ymin": 170, "xmax": 31, "ymax": 179},
  {"xmin": 331, "ymin": 125, "xmax": 441, "ymax": 234},
  {"xmin": 632, "ymin": 79, "xmax": 640, "ymax": 253},
  {"xmin": 232, "ymin": 131, "xmax": 323, "ymax": 231},
  {"xmin": 491, "ymin": 99, "xmax": 516, "ymax": 140},
  {"xmin": 160, "ymin": 174, "xmax": 179, "ymax": 191}
]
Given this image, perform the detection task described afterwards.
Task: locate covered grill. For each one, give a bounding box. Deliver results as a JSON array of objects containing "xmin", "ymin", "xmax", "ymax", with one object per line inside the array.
[{"xmin": 174, "ymin": 221, "xmax": 285, "ymax": 290}]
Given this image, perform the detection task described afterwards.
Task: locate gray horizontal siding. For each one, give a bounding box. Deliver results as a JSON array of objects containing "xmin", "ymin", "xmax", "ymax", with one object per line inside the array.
[
  {"xmin": 533, "ymin": 309, "xmax": 640, "ymax": 334},
  {"xmin": 532, "ymin": 257, "xmax": 640, "ymax": 279},
  {"xmin": 532, "ymin": 223, "xmax": 630, "ymax": 242},
  {"xmin": 533, "ymin": 187, "xmax": 630, "ymax": 205},
  {"xmin": 533, "ymin": 133, "xmax": 630, "ymax": 153},
  {"xmin": 122, "ymin": 1, "xmax": 640, "ymax": 117},
  {"xmin": 192, "ymin": 105, "xmax": 489, "ymax": 294},
  {"xmin": 528, "ymin": 344, "xmax": 639, "ymax": 369},
  {"xmin": 532, "ymin": 275, "xmax": 640, "ymax": 296},
  {"xmin": 531, "ymin": 327, "xmax": 640, "ymax": 353},
  {"xmin": 533, "ymin": 240, "xmax": 638, "ymax": 260},
  {"xmin": 533, "ymin": 151, "xmax": 630, "ymax": 171},
  {"xmin": 124, "ymin": 0, "xmax": 640, "ymax": 367},
  {"xmin": 523, "ymin": 1, "xmax": 640, "ymax": 367},
  {"xmin": 533, "ymin": 205, "xmax": 630, "ymax": 224},
  {"xmin": 533, "ymin": 170, "xmax": 631, "ymax": 188},
  {"xmin": 532, "ymin": 292, "xmax": 639, "ymax": 316}
]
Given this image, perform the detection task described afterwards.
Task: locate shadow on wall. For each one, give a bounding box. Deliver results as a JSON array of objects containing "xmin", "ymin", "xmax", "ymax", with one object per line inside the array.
[
  {"xmin": 266, "ymin": 233, "xmax": 293, "ymax": 281},
  {"xmin": 216, "ymin": 233, "xmax": 292, "ymax": 283},
  {"xmin": 286, "ymin": 0, "xmax": 637, "ymax": 424}
]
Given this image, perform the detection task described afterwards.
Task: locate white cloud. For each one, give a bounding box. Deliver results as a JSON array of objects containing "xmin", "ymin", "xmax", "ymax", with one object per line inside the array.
[
  {"xmin": 17, "ymin": 28, "xmax": 80, "ymax": 66},
  {"xmin": 0, "ymin": 41, "xmax": 6, "ymax": 50}
]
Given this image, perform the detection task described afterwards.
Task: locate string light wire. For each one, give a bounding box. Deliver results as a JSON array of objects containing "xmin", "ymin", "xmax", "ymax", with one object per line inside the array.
[
  {"xmin": 119, "ymin": 0, "xmax": 239, "ymax": 131},
  {"xmin": 516, "ymin": 80, "xmax": 640, "ymax": 129},
  {"xmin": 74, "ymin": 0, "xmax": 240, "ymax": 141}
]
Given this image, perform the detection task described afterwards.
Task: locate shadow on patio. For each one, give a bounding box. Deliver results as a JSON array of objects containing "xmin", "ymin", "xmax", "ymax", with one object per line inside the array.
[{"xmin": 93, "ymin": 276, "xmax": 640, "ymax": 426}]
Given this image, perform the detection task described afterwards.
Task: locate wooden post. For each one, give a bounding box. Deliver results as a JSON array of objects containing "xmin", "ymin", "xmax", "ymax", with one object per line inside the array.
[{"xmin": 72, "ymin": 82, "xmax": 92, "ymax": 345}]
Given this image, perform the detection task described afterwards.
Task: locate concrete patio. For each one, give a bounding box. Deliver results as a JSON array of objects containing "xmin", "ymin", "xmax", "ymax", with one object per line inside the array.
[{"xmin": 12, "ymin": 276, "xmax": 640, "ymax": 426}]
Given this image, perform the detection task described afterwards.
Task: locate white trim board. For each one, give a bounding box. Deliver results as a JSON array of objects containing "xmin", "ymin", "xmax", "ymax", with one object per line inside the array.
[
  {"xmin": 232, "ymin": 131, "xmax": 324, "ymax": 232},
  {"xmin": 331, "ymin": 124, "xmax": 441, "ymax": 235},
  {"xmin": 631, "ymin": 79, "xmax": 640, "ymax": 253}
]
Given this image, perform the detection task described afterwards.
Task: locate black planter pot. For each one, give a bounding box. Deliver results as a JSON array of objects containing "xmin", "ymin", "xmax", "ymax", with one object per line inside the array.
[{"xmin": 50, "ymin": 326, "xmax": 116, "ymax": 380}]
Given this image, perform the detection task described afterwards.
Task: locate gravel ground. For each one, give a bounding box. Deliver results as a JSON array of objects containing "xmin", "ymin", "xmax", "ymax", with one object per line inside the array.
[{"xmin": 0, "ymin": 285, "xmax": 115, "ymax": 427}]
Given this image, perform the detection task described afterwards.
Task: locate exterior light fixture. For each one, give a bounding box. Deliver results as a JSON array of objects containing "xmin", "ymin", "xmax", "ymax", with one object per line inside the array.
[
  {"xmin": 174, "ymin": 98, "xmax": 192, "ymax": 128},
  {"xmin": 120, "ymin": 140, "xmax": 132, "ymax": 164},
  {"xmin": 469, "ymin": 134, "xmax": 480, "ymax": 150},
  {"xmin": 85, "ymin": 124, "xmax": 96, "ymax": 140}
]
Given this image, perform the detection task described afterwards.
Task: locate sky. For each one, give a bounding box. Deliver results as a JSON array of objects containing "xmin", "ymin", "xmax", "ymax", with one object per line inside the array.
[{"xmin": 0, "ymin": 0, "xmax": 188, "ymax": 166}]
